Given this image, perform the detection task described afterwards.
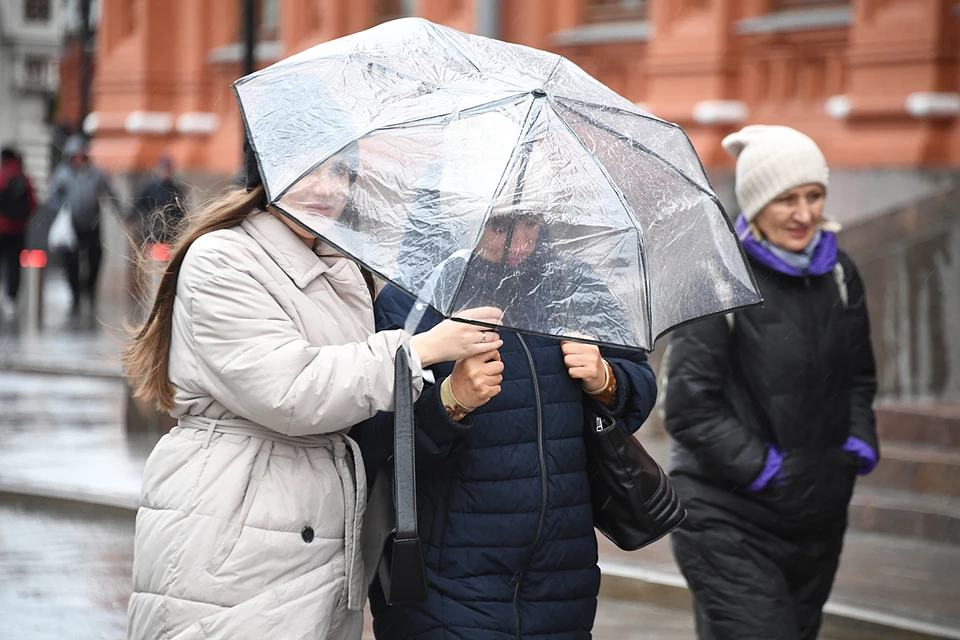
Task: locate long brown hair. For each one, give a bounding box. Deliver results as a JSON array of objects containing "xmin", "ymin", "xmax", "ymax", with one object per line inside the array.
[{"xmin": 124, "ymin": 185, "xmax": 267, "ymax": 410}]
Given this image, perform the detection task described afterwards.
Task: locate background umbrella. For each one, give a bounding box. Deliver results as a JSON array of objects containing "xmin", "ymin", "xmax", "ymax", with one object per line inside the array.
[{"xmin": 235, "ymin": 17, "xmax": 760, "ymax": 350}]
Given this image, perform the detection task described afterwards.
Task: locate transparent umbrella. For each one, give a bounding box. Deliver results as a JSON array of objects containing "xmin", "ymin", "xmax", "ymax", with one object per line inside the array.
[{"xmin": 235, "ymin": 17, "xmax": 760, "ymax": 350}]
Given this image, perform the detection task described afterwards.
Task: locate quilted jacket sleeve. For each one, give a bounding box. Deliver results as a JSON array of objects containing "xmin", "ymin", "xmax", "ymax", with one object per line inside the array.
[
  {"xmin": 185, "ymin": 247, "xmax": 423, "ymax": 437},
  {"xmin": 663, "ymin": 316, "xmax": 770, "ymax": 488},
  {"xmin": 597, "ymin": 346, "xmax": 657, "ymax": 436}
]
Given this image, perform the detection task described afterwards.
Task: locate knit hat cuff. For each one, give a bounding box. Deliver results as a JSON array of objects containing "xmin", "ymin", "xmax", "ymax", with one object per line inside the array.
[{"xmin": 738, "ymin": 150, "xmax": 828, "ymax": 221}]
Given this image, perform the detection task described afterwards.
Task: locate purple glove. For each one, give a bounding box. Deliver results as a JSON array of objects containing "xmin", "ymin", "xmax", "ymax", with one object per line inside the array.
[
  {"xmin": 747, "ymin": 444, "xmax": 783, "ymax": 493},
  {"xmin": 842, "ymin": 436, "xmax": 878, "ymax": 475}
]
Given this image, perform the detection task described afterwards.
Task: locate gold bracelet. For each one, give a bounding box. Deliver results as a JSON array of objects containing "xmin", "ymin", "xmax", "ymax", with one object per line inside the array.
[
  {"xmin": 441, "ymin": 377, "xmax": 475, "ymax": 422},
  {"xmin": 583, "ymin": 360, "xmax": 617, "ymax": 407},
  {"xmin": 583, "ymin": 360, "xmax": 610, "ymax": 395}
]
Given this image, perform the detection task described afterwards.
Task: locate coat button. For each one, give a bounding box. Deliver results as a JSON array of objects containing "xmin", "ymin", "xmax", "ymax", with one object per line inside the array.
[{"xmin": 301, "ymin": 526, "xmax": 314, "ymax": 543}]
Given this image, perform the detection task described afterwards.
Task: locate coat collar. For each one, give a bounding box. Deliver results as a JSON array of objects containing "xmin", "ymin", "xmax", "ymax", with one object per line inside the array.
[{"xmin": 241, "ymin": 211, "xmax": 332, "ymax": 288}]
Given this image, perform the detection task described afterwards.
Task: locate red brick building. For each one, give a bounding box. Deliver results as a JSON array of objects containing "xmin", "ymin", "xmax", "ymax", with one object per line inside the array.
[{"xmin": 75, "ymin": 0, "xmax": 960, "ymax": 175}]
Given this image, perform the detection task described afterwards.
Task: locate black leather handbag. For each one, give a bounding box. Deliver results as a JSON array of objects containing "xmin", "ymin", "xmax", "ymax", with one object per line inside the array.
[
  {"xmin": 584, "ymin": 407, "xmax": 686, "ymax": 551},
  {"xmin": 366, "ymin": 346, "xmax": 429, "ymax": 605}
]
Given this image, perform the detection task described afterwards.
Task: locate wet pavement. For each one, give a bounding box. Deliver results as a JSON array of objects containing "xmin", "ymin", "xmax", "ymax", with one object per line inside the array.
[
  {"xmin": 0, "ymin": 499, "xmax": 133, "ymax": 640},
  {"xmin": 0, "ymin": 273, "xmax": 127, "ymax": 377},
  {"xmin": 0, "ymin": 361, "xmax": 706, "ymax": 639},
  {"xmin": 0, "ymin": 495, "xmax": 700, "ymax": 640},
  {"xmin": 3, "ymin": 367, "xmax": 955, "ymax": 639},
  {"xmin": 0, "ymin": 371, "xmax": 152, "ymax": 509}
]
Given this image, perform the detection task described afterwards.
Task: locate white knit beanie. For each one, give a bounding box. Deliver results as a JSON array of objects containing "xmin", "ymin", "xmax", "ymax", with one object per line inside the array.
[{"xmin": 722, "ymin": 125, "xmax": 829, "ymax": 222}]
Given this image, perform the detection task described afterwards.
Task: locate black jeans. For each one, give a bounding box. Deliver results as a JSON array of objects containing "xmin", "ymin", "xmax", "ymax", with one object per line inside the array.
[
  {"xmin": 65, "ymin": 227, "xmax": 102, "ymax": 306},
  {"xmin": 0, "ymin": 233, "xmax": 26, "ymax": 301}
]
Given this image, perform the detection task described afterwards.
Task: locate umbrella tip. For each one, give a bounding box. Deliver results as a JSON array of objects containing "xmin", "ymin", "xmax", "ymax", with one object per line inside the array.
[{"xmin": 531, "ymin": 88, "xmax": 546, "ymax": 98}]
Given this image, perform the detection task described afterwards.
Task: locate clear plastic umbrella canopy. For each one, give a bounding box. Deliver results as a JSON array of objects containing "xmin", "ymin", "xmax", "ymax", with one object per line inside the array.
[{"xmin": 235, "ymin": 17, "xmax": 760, "ymax": 350}]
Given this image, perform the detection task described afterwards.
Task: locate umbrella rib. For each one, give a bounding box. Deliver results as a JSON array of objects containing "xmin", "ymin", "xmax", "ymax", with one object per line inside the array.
[
  {"xmin": 371, "ymin": 92, "xmax": 530, "ymax": 133},
  {"xmin": 554, "ymin": 98, "xmax": 713, "ymax": 198},
  {"xmin": 234, "ymin": 83, "xmax": 275, "ymax": 202},
  {"xmin": 637, "ymin": 227, "xmax": 653, "ymax": 348},
  {"xmin": 428, "ymin": 21, "xmax": 483, "ymax": 74},
  {"xmin": 544, "ymin": 55, "xmax": 565, "ymax": 88},
  {"xmin": 552, "ymin": 95, "xmax": 680, "ymax": 134},
  {"xmin": 554, "ymin": 98, "xmax": 760, "ymax": 343},
  {"xmin": 445, "ymin": 95, "xmax": 541, "ymax": 316},
  {"xmin": 547, "ymin": 98, "xmax": 654, "ymax": 346},
  {"xmin": 268, "ymin": 93, "xmax": 530, "ymax": 204},
  {"xmin": 553, "ymin": 98, "xmax": 761, "ymax": 309}
]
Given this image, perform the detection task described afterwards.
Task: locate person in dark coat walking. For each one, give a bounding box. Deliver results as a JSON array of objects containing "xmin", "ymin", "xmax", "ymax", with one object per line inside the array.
[
  {"xmin": 131, "ymin": 154, "xmax": 187, "ymax": 245},
  {"xmin": 351, "ymin": 210, "xmax": 658, "ymax": 639},
  {"xmin": 0, "ymin": 147, "xmax": 38, "ymax": 318},
  {"xmin": 663, "ymin": 125, "xmax": 879, "ymax": 640},
  {"xmin": 48, "ymin": 134, "xmax": 118, "ymax": 313}
]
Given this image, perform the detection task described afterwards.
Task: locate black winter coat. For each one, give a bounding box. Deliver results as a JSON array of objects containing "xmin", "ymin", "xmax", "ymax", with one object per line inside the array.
[{"xmin": 664, "ymin": 250, "xmax": 878, "ymax": 537}]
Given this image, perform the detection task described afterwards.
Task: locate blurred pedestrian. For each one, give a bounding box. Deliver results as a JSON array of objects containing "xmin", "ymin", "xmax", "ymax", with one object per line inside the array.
[
  {"xmin": 123, "ymin": 139, "xmax": 504, "ymax": 639},
  {"xmin": 0, "ymin": 147, "xmax": 37, "ymax": 318},
  {"xmin": 352, "ymin": 208, "xmax": 657, "ymax": 639},
  {"xmin": 131, "ymin": 154, "xmax": 187, "ymax": 246},
  {"xmin": 662, "ymin": 125, "xmax": 879, "ymax": 640},
  {"xmin": 48, "ymin": 134, "xmax": 118, "ymax": 313}
]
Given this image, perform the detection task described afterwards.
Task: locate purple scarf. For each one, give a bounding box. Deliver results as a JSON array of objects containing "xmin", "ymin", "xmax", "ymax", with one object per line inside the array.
[{"xmin": 735, "ymin": 215, "xmax": 838, "ymax": 277}]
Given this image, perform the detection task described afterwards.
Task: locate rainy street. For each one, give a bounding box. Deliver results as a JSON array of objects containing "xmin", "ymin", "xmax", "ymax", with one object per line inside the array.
[
  {"xmin": 4, "ymin": 0, "xmax": 960, "ymax": 636},
  {"xmin": 0, "ymin": 499, "xmax": 133, "ymax": 640},
  {"xmin": 0, "ymin": 366, "xmax": 704, "ymax": 640},
  {"xmin": 0, "ymin": 497, "xmax": 703, "ymax": 640},
  {"xmin": 5, "ymin": 362, "xmax": 947, "ymax": 640}
]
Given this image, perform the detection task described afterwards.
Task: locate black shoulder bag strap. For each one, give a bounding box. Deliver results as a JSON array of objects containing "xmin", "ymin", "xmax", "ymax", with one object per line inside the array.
[{"xmin": 377, "ymin": 345, "xmax": 428, "ymax": 604}]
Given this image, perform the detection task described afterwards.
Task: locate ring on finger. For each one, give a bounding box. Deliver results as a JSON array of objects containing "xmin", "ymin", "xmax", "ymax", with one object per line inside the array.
[{"xmin": 480, "ymin": 331, "xmax": 488, "ymax": 343}]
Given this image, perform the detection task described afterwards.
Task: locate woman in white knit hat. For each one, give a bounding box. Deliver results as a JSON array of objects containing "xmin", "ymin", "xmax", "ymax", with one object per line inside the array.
[{"xmin": 661, "ymin": 125, "xmax": 879, "ymax": 640}]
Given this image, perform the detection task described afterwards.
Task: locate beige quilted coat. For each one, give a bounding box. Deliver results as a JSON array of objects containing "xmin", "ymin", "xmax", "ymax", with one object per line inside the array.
[{"xmin": 127, "ymin": 211, "xmax": 423, "ymax": 639}]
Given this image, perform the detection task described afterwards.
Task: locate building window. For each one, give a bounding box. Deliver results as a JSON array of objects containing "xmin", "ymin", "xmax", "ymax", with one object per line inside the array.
[
  {"xmin": 24, "ymin": 56, "xmax": 47, "ymax": 82},
  {"xmin": 584, "ymin": 0, "xmax": 647, "ymax": 23},
  {"xmin": 771, "ymin": 0, "xmax": 848, "ymax": 10},
  {"xmin": 24, "ymin": 0, "xmax": 51, "ymax": 22}
]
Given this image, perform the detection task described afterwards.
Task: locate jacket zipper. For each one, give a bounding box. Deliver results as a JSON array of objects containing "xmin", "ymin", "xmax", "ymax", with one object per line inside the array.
[{"xmin": 513, "ymin": 334, "xmax": 547, "ymax": 640}]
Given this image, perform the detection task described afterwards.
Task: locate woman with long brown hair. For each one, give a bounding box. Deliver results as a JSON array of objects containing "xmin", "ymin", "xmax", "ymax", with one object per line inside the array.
[{"xmin": 123, "ymin": 141, "xmax": 504, "ymax": 640}]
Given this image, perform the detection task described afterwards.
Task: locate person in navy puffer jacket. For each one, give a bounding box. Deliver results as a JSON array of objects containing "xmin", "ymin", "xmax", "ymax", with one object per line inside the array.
[{"xmin": 351, "ymin": 211, "xmax": 657, "ymax": 640}]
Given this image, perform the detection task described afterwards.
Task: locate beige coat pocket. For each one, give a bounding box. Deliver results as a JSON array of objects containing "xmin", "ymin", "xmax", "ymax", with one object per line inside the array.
[{"xmin": 206, "ymin": 439, "xmax": 273, "ymax": 574}]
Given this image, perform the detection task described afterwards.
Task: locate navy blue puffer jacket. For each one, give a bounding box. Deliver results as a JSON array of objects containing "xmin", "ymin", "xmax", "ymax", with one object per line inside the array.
[{"xmin": 351, "ymin": 286, "xmax": 656, "ymax": 640}]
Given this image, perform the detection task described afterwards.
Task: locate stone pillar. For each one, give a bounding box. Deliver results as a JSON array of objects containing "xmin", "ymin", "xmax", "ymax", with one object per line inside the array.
[
  {"xmin": 500, "ymin": 0, "xmax": 555, "ymax": 52},
  {"xmin": 168, "ymin": 0, "xmax": 221, "ymax": 172}
]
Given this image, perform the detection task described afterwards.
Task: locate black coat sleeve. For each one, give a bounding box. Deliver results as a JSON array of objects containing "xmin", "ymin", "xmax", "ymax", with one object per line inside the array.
[
  {"xmin": 841, "ymin": 254, "xmax": 879, "ymax": 457},
  {"xmin": 663, "ymin": 315, "xmax": 770, "ymax": 488}
]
